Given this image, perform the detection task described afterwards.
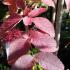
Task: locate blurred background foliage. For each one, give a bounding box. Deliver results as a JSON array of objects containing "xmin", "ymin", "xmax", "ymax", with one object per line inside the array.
[
  {"xmin": 0, "ymin": 1, "xmax": 70, "ymax": 70},
  {"xmin": 58, "ymin": 12, "xmax": 70, "ymax": 69}
]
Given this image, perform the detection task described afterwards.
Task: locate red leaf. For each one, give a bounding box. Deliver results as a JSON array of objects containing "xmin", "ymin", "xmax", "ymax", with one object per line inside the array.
[
  {"xmin": 32, "ymin": 17, "xmax": 55, "ymax": 37},
  {"xmin": 23, "ymin": 16, "xmax": 32, "ymax": 26},
  {"xmin": 41, "ymin": 0, "xmax": 55, "ymax": 8},
  {"xmin": 28, "ymin": 8, "xmax": 47, "ymax": 17},
  {"xmin": 4, "ymin": 29, "xmax": 23, "ymax": 42},
  {"xmin": 6, "ymin": 37, "xmax": 30, "ymax": 65},
  {"xmin": 3, "ymin": 0, "xmax": 25, "ymax": 14},
  {"xmin": 8, "ymin": 4, "xmax": 17, "ymax": 14},
  {"xmin": 65, "ymin": 0, "xmax": 70, "ymax": 11},
  {"xmin": 3, "ymin": 0, "xmax": 17, "ymax": 14},
  {"xmin": 0, "ymin": 13, "xmax": 22, "ymax": 32},
  {"xmin": 3, "ymin": 0, "xmax": 15, "ymax": 5},
  {"xmin": 11, "ymin": 55, "xmax": 34, "ymax": 70},
  {"xmin": 29, "ymin": 30, "xmax": 57, "ymax": 52},
  {"xmin": 16, "ymin": 0, "xmax": 25, "ymax": 9},
  {"xmin": 35, "ymin": 52, "xmax": 64, "ymax": 70},
  {"xmin": 0, "ymin": 13, "xmax": 22, "ymax": 39}
]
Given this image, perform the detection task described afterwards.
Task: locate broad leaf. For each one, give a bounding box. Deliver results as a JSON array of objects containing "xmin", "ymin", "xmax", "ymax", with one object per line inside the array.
[
  {"xmin": 28, "ymin": 8, "xmax": 47, "ymax": 17},
  {"xmin": 32, "ymin": 17, "xmax": 55, "ymax": 37},
  {"xmin": 6, "ymin": 37, "xmax": 30, "ymax": 65},
  {"xmin": 29, "ymin": 30, "xmax": 57, "ymax": 52},
  {"xmin": 11, "ymin": 55, "xmax": 34, "ymax": 70},
  {"xmin": 35, "ymin": 52, "xmax": 64, "ymax": 70}
]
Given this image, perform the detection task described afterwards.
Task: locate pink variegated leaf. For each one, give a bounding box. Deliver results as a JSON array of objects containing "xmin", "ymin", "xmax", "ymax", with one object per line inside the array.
[
  {"xmin": 28, "ymin": 8, "xmax": 47, "ymax": 17},
  {"xmin": 23, "ymin": 16, "xmax": 32, "ymax": 26},
  {"xmin": 29, "ymin": 30, "xmax": 57, "ymax": 52},
  {"xmin": 35, "ymin": 52, "xmax": 64, "ymax": 70},
  {"xmin": 11, "ymin": 55, "xmax": 34, "ymax": 70},
  {"xmin": 41, "ymin": 0, "xmax": 55, "ymax": 8},
  {"xmin": 6, "ymin": 37, "xmax": 30, "ymax": 65},
  {"xmin": 32, "ymin": 17, "xmax": 55, "ymax": 38},
  {"xmin": 65, "ymin": 0, "xmax": 70, "ymax": 11},
  {"xmin": 23, "ymin": 7, "xmax": 31, "ymax": 16}
]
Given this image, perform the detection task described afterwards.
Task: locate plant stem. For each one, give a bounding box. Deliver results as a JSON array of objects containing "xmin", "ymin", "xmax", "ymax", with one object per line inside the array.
[{"xmin": 55, "ymin": 0, "xmax": 64, "ymax": 51}]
